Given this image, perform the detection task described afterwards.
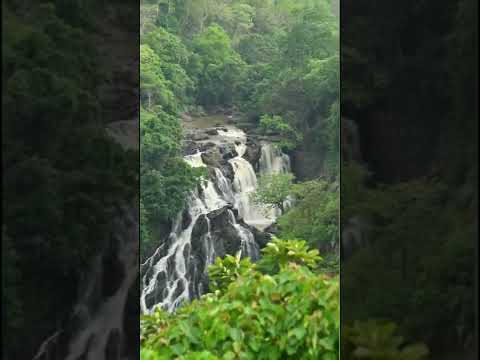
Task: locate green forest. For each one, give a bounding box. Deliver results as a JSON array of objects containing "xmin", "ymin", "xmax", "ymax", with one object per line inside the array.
[
  {"xmin": 139, "ymin": 0, "xmax": 477, "ymax": 359},
  {"xmin": 139, "ymin": 0, "xmax": 344, "ymax": 358},
  {"xmin": 2, "ymin": 1, "xmax": 138, "ymax": 358},
  {"xmin": 1, "ymin": 0, "xmax": 475, "ymax": 359},
  {"xmin": 139, "ymin": 0, "xmax": 340, "ymax": 252},
  {"xmin": 340, "ymin": 0, "xmax": 477, "ymax": 359}
]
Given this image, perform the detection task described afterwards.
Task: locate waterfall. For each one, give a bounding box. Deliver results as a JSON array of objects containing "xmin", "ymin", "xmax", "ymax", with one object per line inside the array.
[
  {"xmin": 259, "ymin": 143, "xmax": 291, "ymax": 175},
  {"xmin": 33, "ymin": 206, "xmax": 139, "ymax": 360},
  {"xmin": 213, "ymin": 167, "xmax": 235, "ymax": 203},
  {"xmin": 184, "ymin": 151, "xmax": 206, "ymax": 168},
  {"xmin": 140, "ymin": 126, "xmax": 291, "ymax": 314},
  {"xmin": 258, "ymin": 142, "xmax": 293, "ymax": 212},
  {"xmin": 140, "ymin": 179, "xmax": 223, "ymax": 314},
  {"xmin": 66, "ymin": 208, "xmax": 138, "ymax": 360},
  {"xmin": 32, "ymin": 120, "xmax": 140, "ymax": 360},
  {"xmin": 229, "ymin": 156, "xmax": 274, "ymax": 230},
  {"xmin": 229, "ymin": 209, "xmax": 260, "ymax": 261}
]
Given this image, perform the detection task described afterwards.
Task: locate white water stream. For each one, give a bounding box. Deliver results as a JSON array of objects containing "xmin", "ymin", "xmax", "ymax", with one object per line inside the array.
[{"xmin": 140, "ymin": 126, "xmax": 291, "ymax": 314}]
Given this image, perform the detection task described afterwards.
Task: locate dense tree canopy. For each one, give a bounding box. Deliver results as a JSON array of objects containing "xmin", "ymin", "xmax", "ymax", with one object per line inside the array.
[{"xmin": 139, "ymin": 0, "xmax": 340, "ymax": 256}]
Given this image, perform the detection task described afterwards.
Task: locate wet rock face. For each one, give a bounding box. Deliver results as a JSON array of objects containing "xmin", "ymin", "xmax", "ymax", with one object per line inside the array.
[
  {"xmin": 208, "ymin": 207, "xmax": 243, "ymax": 256},
  {"xmin": 105, "ymin": 330, "xmax": 121, "ymax": 360},
  {"xmin": 205, "ymin": 128, "xmax": 219, "ymax": 136},
  {"xmin": 183, "ymin": 140, "xmax": 199, "ymax": 155},
  {"xmin": 102, "ymin": 245, "xmax": 125, "ymax": 298},
  {"xmin": 201, "ymin": 144, "xmax": 239, "ymax": 168},
  {"xmin": 191, "ymin": 132, "xmax": 210, "ymax": 141},
  {"xmin": 182, "ymin": 208, "xmax": 192, "ymax": 230},
  {"xmin": 220, "ymin": 162, "xmax": 235, "ymax": 181},
  {"xmin": 142, "ymin": 122, "xmax": 293, "ymax": 314},
  {"xmin": 191, "ymin": 214, "xmax": 209, "ymax": 241},
  {"xmin": 264, "ymin": 222, "xmax": 279, "ymax": 236},
  {"xmin": 201, "ymin": 148, "xmax": 223, "ymax": 167},
  {"xmin": 190, "ymin": 228, "xmax": 207, "ymax": 266},
  {"xmin": 183, "ymin": 140, "xmax": 217, "ymax": 155},
  {"xmin": 220, "ymin": 143, "xmax": 238, "ymax": 160},
  {"xmin": 243, "ymin": 138, "xmax": 261, "ymax": 167}
]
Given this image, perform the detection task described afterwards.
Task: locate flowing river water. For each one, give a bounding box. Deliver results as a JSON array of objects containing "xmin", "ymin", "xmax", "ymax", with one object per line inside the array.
[
  {"xmin": 33, "ymin": 123, "xmax": 291, "ymax": 359},
  {"xmin": 140, "ymin": 125, "xmax": 291, "ymax": 314}
]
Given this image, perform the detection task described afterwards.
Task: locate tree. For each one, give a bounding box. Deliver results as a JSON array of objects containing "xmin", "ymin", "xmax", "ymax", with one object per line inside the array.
[
  {"xmin": 278, "ymin": 179, "xmax": 339, "ymax": 251},
  {"xmin": 191, "ymin": 24, "xmax": 247, "ymax": 107},
  {"xmin": 259, "ymin": 114, "xmax": 303, "ymax": 151},
  {"xmin": 140, "ymin": 44, "xmax": 176, "ymax": 111},
  {"xmin": 252, "ymin": 172, "xmax": 295, "ymax": 212}
]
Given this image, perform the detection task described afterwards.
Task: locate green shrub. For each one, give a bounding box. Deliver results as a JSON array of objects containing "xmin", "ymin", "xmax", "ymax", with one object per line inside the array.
[
  {"xmin": 257, "ymin": 238, "xmax": 322, "ymax": 274},
  {"xmin": 208, "ymin": 252, "xmax": 256, "ymax": 292},
  {"xmin": 251, "ymin": 173, "xmax": 295, "ymax": 213},
  {"xmin": 278, "ymin": 180, "xmax": 339, "ymax": 251},
  {"xmin": 141, "ymin": 239, "xmax": 339, "ymax": 360},
  {"xmin": 259, "ymin": 115, "xmax": 303, "ymax": 151}
]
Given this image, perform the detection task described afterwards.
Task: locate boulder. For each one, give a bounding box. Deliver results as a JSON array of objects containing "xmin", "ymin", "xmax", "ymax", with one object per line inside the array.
[
  {"xmin": 243, "ymin": 138, "xmax": 262, "ymax": 166},
  {"xmin": 200, "ymin": 141, "xmax": 216, "ymax": 151},
  {"xmin": 219, "ymin": 143, "xmax": 238, "ymax": 160},
  {"xmin": 191, "ymin": 132, "xmax": 209, "ymax": 141},
  {"xmin": 182, "ymin": 140, "xmax": 199, "ymax": 155},
  {"xmin": 207, "ymin": 205, "xmax": 234, "ymax": 228},
  {"xmin": 191, "ymin": 214, "xmax": 209, "ymax": 240},
  {"xmin": 181, "ymin": 208, "xmax": 192, "ymax": 230},
  {"xmin": 208, "ymin": 206, "xmax": 243, "ymax": 255},
  {"xmin": 220, "ymin": 162, "xmax": 235, "ymax": 181},
  {"xmin": 205, "ymin": 128, "xmax": 219, "ymax": 136},
  {"xmin": 201, "ymin": 148, "xmax": 223, "ymax": 167}
]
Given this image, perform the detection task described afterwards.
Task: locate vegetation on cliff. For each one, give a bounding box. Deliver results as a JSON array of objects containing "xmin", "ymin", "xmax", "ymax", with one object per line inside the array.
[
  {"xmin": 2, "ymin": 1, "xmax": 138, "ymax": 358},
  {"xmin": 139, "ymin": 0, "xmax": 342, "ymax": 358},
  {"xmin": 341, "ymin": 0, "xmax": 477, "ymax": 357}
]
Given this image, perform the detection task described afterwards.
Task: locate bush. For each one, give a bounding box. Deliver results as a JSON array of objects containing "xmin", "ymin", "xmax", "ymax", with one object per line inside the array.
[
  {"xmin": 259, "ymin": 115, "xmax": 303, "ymax": 151},
  {"xmin": 278, "ymin": 180, "xmax": 339, "ymax": 251},
  {"xmin": 208, "ymin": 252, "xmax": 255, "ymax": 292},
  {"xmin": 252, "ymin": 173, "xmax": 295, "ymax": 212},
  {"xmin": 141, "ymin": 239, "xmax": 339, "ymax": 360},
  {"xmin": 257, "ymin": 238, "xmax": 321, "ymax": 274}
]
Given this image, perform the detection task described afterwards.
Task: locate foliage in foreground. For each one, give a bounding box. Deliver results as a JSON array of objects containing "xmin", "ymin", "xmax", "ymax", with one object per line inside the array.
[
  {"xmin": 141, "ymin": 239, "xmax": 339, "ymax": 360},
  {"xmin": 140, "ymin": 238, "xmax": 429, "ymax": 359}
]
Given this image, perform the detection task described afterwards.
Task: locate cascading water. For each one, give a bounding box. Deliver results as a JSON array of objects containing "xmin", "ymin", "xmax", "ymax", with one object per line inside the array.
[
  {"xmin": 33, "ymin": 205, "xmax": 139, "ymax": 360},
  {"xmin": 140, "ymin": 174, "xmax": 226, "ymax": 314},
  {"xmin": 64, "ymin": 210, "xmax": 138, "ymax": 360},
  {"xmin": 259, "ymin": 143, "xmax": 291, "ymax": 175},
  {"xmin": 140, "ymin": 126, "xmax": 291, "ymax": 314},
  {"xmin": 32, "ymin": 120, "xmax": 140, "ymax": 360}
]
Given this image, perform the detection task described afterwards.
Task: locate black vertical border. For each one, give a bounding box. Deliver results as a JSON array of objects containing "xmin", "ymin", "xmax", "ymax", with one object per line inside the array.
[{"xmin": 340, "ymin": 0, "xmax": 478, "ymax": 358}]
